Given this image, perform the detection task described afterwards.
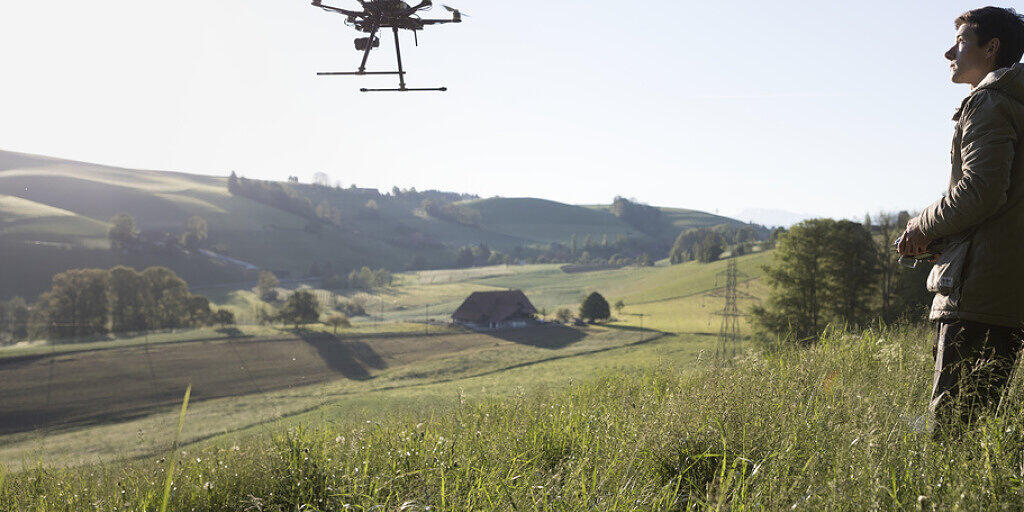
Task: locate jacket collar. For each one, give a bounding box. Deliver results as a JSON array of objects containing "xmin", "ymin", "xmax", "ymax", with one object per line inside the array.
[{"xmin": 954, "ymin": 63, "xmax": 1024, "ymax": 121}]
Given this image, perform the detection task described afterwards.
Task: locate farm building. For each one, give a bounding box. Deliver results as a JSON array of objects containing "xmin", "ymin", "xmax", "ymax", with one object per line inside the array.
[{"xmin": 452, "ymin": 290, "xmax": 538, "ymax": 330}]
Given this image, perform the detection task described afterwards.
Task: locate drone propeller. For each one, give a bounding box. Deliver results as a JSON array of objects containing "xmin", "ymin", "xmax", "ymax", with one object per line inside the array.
[{"xmin": 442, "ymin": 4, "xmax": 468, "ymax": 17}]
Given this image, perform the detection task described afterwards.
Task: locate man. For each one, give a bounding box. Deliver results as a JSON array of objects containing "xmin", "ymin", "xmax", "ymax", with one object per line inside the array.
[{"xmin": 898, "ymin": 7, "xmax": 1024, "ymax": 436}]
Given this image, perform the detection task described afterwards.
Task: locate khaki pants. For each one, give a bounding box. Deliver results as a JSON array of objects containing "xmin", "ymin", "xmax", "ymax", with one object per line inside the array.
[{"xmin": 930, "ymin": 320, "xmax": 1024, "ymax": 438}]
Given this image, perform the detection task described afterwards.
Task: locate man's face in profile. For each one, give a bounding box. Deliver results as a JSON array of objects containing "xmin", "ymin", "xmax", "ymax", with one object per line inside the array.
[{"xmin": 945, "ymin": 23, "xmax": 993, "ymax": 87}]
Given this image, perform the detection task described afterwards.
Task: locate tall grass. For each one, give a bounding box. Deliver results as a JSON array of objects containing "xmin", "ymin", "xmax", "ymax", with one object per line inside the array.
[{"xmin": 5, "ymin": 322, "xmax": 1024, "ymax": 510}]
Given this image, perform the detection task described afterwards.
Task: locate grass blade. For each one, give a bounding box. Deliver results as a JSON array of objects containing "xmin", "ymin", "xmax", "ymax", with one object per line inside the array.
[{"xmin": 159, "ymin": 384, "xmax": 192, "ymax": 512}]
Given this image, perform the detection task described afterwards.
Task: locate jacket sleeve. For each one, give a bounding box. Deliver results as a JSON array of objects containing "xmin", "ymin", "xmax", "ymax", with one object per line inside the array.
[{"xmin": 918, "ymin": 92, "xmax": 1018, "ymax": 240}]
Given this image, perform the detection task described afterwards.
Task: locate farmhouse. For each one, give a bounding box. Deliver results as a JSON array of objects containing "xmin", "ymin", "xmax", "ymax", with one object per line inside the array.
[{"xmin": 452, "ymin": 290, "xmax": 538, "ymax": 330}]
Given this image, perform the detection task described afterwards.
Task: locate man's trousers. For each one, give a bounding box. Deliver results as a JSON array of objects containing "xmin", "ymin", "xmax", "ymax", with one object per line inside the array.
[{"xmin": 930, "ymin": 319, "xmax": 1024, "ymax": 437}]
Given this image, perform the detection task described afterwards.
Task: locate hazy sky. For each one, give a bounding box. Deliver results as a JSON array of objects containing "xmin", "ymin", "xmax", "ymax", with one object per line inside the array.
[{"xmin": 0, "ymin": 1, "xmax": 1015, "ymax": 220}]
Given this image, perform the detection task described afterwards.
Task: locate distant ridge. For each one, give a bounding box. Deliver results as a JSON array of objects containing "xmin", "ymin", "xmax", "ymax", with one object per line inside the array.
[{"xmin": 0, "ymin": 149, "xmax": 754, "ymax": 298}]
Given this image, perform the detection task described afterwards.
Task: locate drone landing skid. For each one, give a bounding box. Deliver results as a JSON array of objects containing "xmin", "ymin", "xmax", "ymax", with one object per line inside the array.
[
  {"xmin": 318, "ymin": 26, "xmax": 447, "ymax": 93},
  {"xmin": 360, "ymin": 87, "xmax": 447, "ymax": 92},
  {"xmin": 317, "ymin": 71, "xmax": 405, "ymax": 76}
]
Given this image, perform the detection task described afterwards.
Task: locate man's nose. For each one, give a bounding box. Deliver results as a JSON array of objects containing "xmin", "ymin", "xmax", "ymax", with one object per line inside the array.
[{"xmin": 945, "ymin": 45, "xmax": 956, "ymax": 61}]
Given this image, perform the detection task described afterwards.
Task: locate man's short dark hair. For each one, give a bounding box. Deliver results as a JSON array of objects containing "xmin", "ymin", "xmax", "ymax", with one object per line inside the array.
[{"xmin": 956, "ymin": 7, "xmax": 1024, "ymax": 69}]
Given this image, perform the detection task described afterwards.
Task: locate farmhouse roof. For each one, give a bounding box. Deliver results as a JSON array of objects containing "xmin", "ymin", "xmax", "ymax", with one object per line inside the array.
[{"xmin": 452, "ymin": 290, "xmax": 538, "ymax": 324}]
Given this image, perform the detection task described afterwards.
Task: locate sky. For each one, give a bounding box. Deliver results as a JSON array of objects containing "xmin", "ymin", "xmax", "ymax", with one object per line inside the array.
[{"xmin": 0, "ymin": 0, "xmax": 1017, "ymax": 221}]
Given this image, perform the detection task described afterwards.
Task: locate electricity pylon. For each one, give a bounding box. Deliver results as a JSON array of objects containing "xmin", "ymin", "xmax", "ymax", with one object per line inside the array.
[{"xmin": 705, "ymin": 259, "xmax": 757, "ymax": 360}]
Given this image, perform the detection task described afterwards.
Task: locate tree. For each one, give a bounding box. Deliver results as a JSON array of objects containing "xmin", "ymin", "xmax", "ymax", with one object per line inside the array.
[
  {"xmin": 108, "ymin": 214, "xmax": 138, "ymax": 251},
  {"xmin": 227, "ymin": 171, "xmax": 239, "ymax": 193},
  {"xmin": 636, "ymin": 252, "xmax": 653, "ymax": 267},
  {"xmin": 348, "ymin": 266, "xmax": 375, "ymax": 289},
  {"xmin": 579, "ymin": 292, "xmax": 611, "ymax": 323},
  {"xmin": 41, "ymin": 269, "xmax": 110, "ymax": 339},
  {"xmin": 279, "ymin": 290, "xmax": 320, "ymax": 329},
  {"xmin": 313, "ymin": 171, "xmax": 330, "ymax": 187},
  {"xmin": 555, "ymin": 308, "xmax": 573, "ymax": 324},
  {"xmin": 455, "ymin": 247, "xmax": 475, "ymax": 268},
  {"xmin": 181, "ymin": 215, "xmax": 208, "ymax": 249},
  {"xmin": 108, "ymin": 266, "xmax": 150, "ymax": 333},
  {"xmin": 142, "ymin": 266, "xmax": 191, "ymax": 329},
  {"xmin": 0, "ymin": 297, "xmax": 29, "ymax": 343},
  {"xmin": 324, "ymin": 313, "xmax": 351, "ymax": 334},
  {"xmin": 698, "ymin": 233, "xmax": 723, "ymax": 263},
  {"xmin": 751, "ymin": 219, "xmax": 879, "ymax": 343},
  {"xmin": 185, "ymin": 295, "xmax": 212, "ymax": 326},
  {"xmin": 372, "ymin": 269, "xmax": 393, "ymax": 288},
  {"xmin": 258, "ymin": 271, "xmax": 279, "ymax": 301},
  {"xmin": 474, "ymin": 243, "xmax": 491, "ymax": 266},
  {"xmin": 614, "ymin": 299, "xmax": 625, "ymax": 315},
  {"xmin": 823, "ymin": 220, "xmax": 880, "ymax": 327},
  {"xmin": 873, "ymin": 211, "xmax": 932, "ymax": 322},
  {"xmin": 212, "ymin": 308, "xmax": 235, "ymax": 327}
]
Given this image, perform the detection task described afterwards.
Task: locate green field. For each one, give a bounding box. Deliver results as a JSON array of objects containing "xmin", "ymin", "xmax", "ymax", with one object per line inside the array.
[
  {"xmin": 9, "ymin": 322, "xmax": 1014, "ymax": 511},
  {"xmin": 0, "ymin": 250, "xmax": 771, "ymax": 471}
]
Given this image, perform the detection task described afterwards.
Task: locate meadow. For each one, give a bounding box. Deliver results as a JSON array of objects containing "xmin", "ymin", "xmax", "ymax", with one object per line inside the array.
[
  {"xmin": 0, "ymin": 251, "xmax": 773, "ymax": 470},
  {"xmin": 8, "ymin": 322, "xmax": 1021, "ymax": 510}
]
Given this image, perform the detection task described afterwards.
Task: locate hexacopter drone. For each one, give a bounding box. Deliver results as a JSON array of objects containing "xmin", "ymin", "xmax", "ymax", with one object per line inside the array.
[{"xmin": 312, "ymin": 0, "xmax": 465, "ymax": 92}]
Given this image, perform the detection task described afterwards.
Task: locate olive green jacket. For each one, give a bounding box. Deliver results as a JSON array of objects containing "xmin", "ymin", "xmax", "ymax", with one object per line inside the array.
[{"xmin": 918, "ymin": 63, "xmax": 1024, "ymax": 328}]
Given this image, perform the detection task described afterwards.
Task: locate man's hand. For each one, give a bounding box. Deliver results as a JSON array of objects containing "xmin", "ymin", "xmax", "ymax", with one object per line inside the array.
[{"xmin": 897, "ymin": 218, "xmax": 932, "ymax": 256}]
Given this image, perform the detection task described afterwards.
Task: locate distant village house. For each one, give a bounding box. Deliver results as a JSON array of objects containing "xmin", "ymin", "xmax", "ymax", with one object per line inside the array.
[{"xmin": 452, "ymin": 290, "xmax": 538, "ymax": 330}]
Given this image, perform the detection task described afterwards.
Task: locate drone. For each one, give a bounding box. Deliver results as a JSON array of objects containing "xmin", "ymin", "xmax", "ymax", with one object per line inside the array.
[{"xmin": 312, "ymin": 0, "xmax": 465, "ymax": 92}]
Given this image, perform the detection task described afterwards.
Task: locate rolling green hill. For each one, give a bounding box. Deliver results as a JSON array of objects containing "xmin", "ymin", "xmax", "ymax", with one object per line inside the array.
[
  {"xmin": 0, "ymin": 149, "xmax": 753, "ymax": 299},
  {"xmin": 464, "ymin": 197, "xmax": 637, "ymax": 243}
]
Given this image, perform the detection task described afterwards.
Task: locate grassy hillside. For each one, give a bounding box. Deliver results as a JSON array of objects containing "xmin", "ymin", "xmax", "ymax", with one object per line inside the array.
[
  {"xmin": 9, "ymin": 323, "xmax": 1018, "ymax": 511},
  {"xmin": 0, "ymin": 150, "xmax": 749, "ymax": 299},
  {"xmin": 0, "ymin": 248, "xmax": 771, "ymax": 468},
  {"xmin": 587, "ymin": 204, "xmax": 749, "ymax": 236},
  {"xmin": 379, "ymin": 251, "xmax": 772, "ymax": 334},
  {"xmin": 466, "ymin": 197, "xmax": 638, "ymax": 243}
]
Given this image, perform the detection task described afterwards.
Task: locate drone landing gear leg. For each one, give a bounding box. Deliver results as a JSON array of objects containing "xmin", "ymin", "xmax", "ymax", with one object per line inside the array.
[
  {"xmin": 357, "ymin": 24, "xmax": 379, "ymax": 73},
  {"xmin": 360, "ymin": 27, "xmax": 447, "ymax": 92},
  {"xmin": 318, "ymin": 23, "xmax": 406, "ymax": 78},
  {"xmin": 394, "ymin": 26, "xmax": 406, "ymax": 89}
]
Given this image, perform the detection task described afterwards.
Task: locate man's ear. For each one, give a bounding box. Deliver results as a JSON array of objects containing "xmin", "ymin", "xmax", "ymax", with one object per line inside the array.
[{"xmin": 987, "ymin": 37, "xmax": 1001, "ymax": 60}]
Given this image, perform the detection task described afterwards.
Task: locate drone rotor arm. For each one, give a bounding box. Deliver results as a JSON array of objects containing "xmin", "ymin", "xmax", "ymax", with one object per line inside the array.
[
  {"xmin": 311, "ymin": 0, "xmax": 365, "ymax": 18},
  {"xmin": 417, "ymin": 18, "xmax": 458, "ymax": 25}
]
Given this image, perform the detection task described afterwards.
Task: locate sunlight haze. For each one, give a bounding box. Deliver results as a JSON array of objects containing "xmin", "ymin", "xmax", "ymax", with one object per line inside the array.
[{"xmin": 0, "ymin": 0, "xmax": 1010, "ymax": 219}]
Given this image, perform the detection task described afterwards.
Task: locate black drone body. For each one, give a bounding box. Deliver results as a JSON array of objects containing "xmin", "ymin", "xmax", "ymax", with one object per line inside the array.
[{"xmin": 313, "ymin": 0, "xmax": 464, "ymax": 92}]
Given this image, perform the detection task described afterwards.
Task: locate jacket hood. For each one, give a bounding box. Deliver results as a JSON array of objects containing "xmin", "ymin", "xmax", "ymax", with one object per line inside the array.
[{"xmin": 975, "ymin": 62, "xmax": 1024, "ymax": 104}]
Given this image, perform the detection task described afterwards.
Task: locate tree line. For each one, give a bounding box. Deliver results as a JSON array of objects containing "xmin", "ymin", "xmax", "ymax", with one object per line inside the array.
[
  {"xmin": 751, "ymin": 213, "xmax": 930, "ymax": 343},
  {"xmin": 0, "ymin": 266, "xmax": 235, "ymax": 343},
  {"xmin": 108, "ymin": 213, "xmax": 208, "ymax": 252},
  {"xmin": 610, "ymin": 196, "xmax": 665, "ymax": 234},
  {"xmin": 669, "ymin": 224, "xmax": 772, "ymax": 264},
  {"xmin": 228, "ymin": 173, "xmax": 321, "ymax": 223},
  {"xmin": 421, "ymin": 199, "xmax": 482, "ymax": 227}
]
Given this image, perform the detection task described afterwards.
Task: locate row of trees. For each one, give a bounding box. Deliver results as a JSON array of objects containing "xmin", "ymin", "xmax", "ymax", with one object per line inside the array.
[
  {"xmin": 610, "ymin": 197, "xmax": 665, "ymax": 234},
  {"xmin": 549, "ymin": 292, "xmax": 614, "ymax": 325},
  {"xmin": 255, "ymin": 289, "xmax": 354, "ymax": 333},
  {"xmin": 421, "ymin": 199, "xmax": 482, "ymax": 226},
  {"xmin": 108, "ymin": 213, "xmax": 208, "ymax": 251},
  {"xmin": 751, "ymin": 214, "xmax": 930, "ymax": 343},
  {"xmin": 228, "ymin": 173, "xmax": 320, "ymax": 222},
  {"xmin": 669, "ymin": 224, "xmax": 770, "ymax": 264},
  {"xmin": 16, "ymin": 266, "xmax": 235, "ymax": 341}
]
